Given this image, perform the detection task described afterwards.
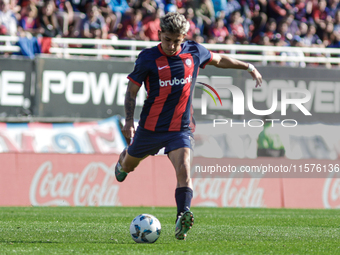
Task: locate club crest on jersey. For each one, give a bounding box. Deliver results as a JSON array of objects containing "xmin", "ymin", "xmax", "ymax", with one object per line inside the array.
[
  {"xmin": 159, "ymin": 75, "xmax": 192, "ymax": 87},
  {"xmin": 185, "ymin": 59, "xmax": 192, "ymax": 66}
]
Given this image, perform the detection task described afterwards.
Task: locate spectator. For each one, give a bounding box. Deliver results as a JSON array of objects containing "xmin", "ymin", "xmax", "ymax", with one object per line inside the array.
[
  {"xmin": 184, "ymin": 7, "xmax": 199, "ymax": 40},
  {"xmin": 300, "ymin": 22, "xmax": 324, "ymax": 65},
  {"xmin": 224, "ymin": 34, "xmax": 234, "ymax": 45},
  {"xmin": 247, "ymin": 0, "xmax": 268, "ymax": 18},
  {"xmin": 312, "ymin": 0, "xmax": 331, "ymax": 38},
  {"xmin": 210, "ymin": 17, "xmax": 229, "ymax": 43},
  {"xmin": 140, "ymin": 0, "xmax": 157, "ymax": 16},
  {"xmin": 300, "ymin": 22, "xmax": 323, "ymax": 47},
  {"xmin": 69, "ymin": 0, "xmax": 88, "ymax": 37},
  {"xmin": 18, "ymin": 0, "xmax": 30, "ymax": 10},
  {"xmin": 253, "ymin": 17, "xmax": 276, "ymax": 43},
  {"xmin": 38, "ymin": 0, "xmax": 62, "ymax": 54},
  {"xmin": 9, "ymin": 0, "xmax": 20, "ymax": 21},
  {"xmin": 18, "ymin": 3, "xmax": 42, "ymax": 36},
  {"xmin": 267, "ymin": 0, "xmax": 293, "ymax": 23},
  {"xmin": 225, "ymin": 0, "xmax": 241, "ymax": 20},
  {"xmin": 163, "ymin": 0, "xmax": 177, "ymax": 13},
  {"xmin": 0, "ymin": 0, "xmax": 18, "ymax": 36},
  {"xmin": 245, "ymin": 0, "xmax": 267, "ymax": 42},
  {"xmin": 206, "ymin": 35, "xmax": 217, "ymax": 44},
  {"xmin": 55, "ymin": 0, "xmax": 74, "ymax": 36},
  {"xmin": 192, "ymin": 33, "xmax": 205, "ymax": 43},
  {"xmin": 96, "ymin": 0, "xmax": 119, "ymax": 36},
  {"xmin": 334, "ymin": 9, "xmax": 340, "ymax": 36},
  {"xmin": 108, "ymin": 0, "xmax": 131, "ymax": 29},
  {"xmin": 38, "ymin": 0, "xmax": 62, "ymax": 37},
  {"xmin": 176, "ymin": 0, "xmax": 194, "ymax": 14},
  {"xmin": 293, "ymin": 0, "xmax": 307, "ymax": 22},
  {"xmin": 270, "ymin": 32, "xmax": 287, "ymax": 47},
  {"xmin": 304, "ymin": 0, "xmax": 316, "ymax": 22},
  {"xmin": 329, "ymin": 37, "xmax": 340, "ymax": 48},
  {"xmin": 241, "ymin": 5, "xmax": 254, "ymax": 42},
  {"xmin": 152, "ymin": 0, "xmax": 164, "ymax": 11},
  {"xmin": 257, "ymin": 0, "xmax": 268, "ymax": 15},
  {"xmin": 328, "ymin": 12, "xmax": 340, "ymax": 52},
  {"xmin": 298, "ymin": 21, "xmax": 308, "ymax": 37},
  {"xmin": 80, "ymin": 2, "xmax": 107, "ymax": 39},
  {"xmin": 276, "ymin": 18, "xmax": 290, "ymax": 43},
  {"xmin": 227, "ymin": 10, "xmax": 247, "ymax": 44},
  {"xmin": 118, "ymin": 8, "xmax": 144, "ymax": 40},
  {"xmin": 69, "ymin": 0, "xmax": 88, "ymax": 13},
  {"xmin": 321, "ymin": 20, "xmax": 335, "ymax": 47},
  {"xmin": 258, "ymin": 33, "xmax": 274, "ymax": 47},
  {"xmin": 266, "ymin": 18, "xmax": 277, "ymax": 39},
  {"xmin": 285, "ymin": 11, "xmax": 299, "ymax": 38},
  {"xmin": 195, "ymin": 0, "xmax": 215, "ymax": 38},
  {"xmin": 211, "ymin": 0, "xmax": 227, "ymax": 18},
  {"xmin": 328, "ymin": 0, "xmax": 340, "ymax": 19},
  {"xmin": 142, "ymin": 8, "xmax": 162, "ymax": 41}
]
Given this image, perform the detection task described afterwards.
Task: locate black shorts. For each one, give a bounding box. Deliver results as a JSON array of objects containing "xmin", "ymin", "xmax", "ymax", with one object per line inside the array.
[{"xmin": 127, "ymin": 126, "xmax": 194, "ymax": 158}]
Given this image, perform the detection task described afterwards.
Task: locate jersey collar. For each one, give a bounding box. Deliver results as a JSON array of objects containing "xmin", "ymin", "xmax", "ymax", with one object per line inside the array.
[{"xmin": 158, "ymin": 43, "xmax": 182, "ymax": 57}]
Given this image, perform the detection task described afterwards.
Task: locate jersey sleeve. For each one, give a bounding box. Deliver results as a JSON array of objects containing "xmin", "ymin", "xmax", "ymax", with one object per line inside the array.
[
  {"xmin": 196, "ymin": 43, "xmax": 213, "ymax": 69},
  {"xmin": 127, "ymin": 50, "xmax": 149, "ymax": 87}
]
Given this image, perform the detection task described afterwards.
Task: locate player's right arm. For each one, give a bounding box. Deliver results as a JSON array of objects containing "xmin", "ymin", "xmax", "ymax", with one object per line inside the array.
[
  {"xmin": 122, "ymin": 81, "xmax": 140, "ymax": 139},
  {"xmin": 124, "ymin": 48, "xmax": 149, "ymax": 139}
]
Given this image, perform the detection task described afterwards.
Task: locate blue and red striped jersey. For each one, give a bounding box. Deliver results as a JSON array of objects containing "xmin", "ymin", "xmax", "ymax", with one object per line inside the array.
[{"xmin": 128, "ymin": 40, "xmax": 213, "ymax": 132}]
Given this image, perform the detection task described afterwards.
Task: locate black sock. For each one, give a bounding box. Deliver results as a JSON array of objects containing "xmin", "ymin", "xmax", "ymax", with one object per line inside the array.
[{"xmin": 175, "ymin": 187, "xmax": 193, "ymax": 219}]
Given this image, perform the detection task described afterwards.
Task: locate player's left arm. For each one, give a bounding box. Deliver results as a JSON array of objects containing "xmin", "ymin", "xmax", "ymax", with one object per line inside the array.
[{"xmin": 208, "ymin": 53, "xmax": 263, "ymax": 87}]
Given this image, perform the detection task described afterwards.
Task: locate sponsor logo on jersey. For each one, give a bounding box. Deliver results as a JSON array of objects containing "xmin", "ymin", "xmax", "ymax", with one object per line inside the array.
[{"xmin": 159, "ymin": 75, "xmax": 192, "ymax": 87}]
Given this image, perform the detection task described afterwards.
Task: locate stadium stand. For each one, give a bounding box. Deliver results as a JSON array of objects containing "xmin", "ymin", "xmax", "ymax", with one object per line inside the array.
[{"xmin": 0, "ymin": 0, "xmax": 339, "ymax": 67}]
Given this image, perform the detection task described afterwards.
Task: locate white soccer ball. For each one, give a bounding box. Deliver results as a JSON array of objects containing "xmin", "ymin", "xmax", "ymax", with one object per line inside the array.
[{"xmin": 129, "ymin": 214, "xmax": 161, "ymax": 243}]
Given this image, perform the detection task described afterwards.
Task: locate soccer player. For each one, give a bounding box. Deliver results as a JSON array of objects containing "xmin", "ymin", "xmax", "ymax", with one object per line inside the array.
[{"xmin": 115, "ymin": 12, "xmax": 262, "ymax": 240}]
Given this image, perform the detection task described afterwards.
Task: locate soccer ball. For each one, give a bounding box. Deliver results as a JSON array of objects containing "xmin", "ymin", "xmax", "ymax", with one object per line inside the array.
[{"xmin": 129, "ymin": 214, "xmax": 161, "ymax": 243}]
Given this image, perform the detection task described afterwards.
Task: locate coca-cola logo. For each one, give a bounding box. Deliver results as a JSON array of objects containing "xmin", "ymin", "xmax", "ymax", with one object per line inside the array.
[
  {"xmin": 192, "ymin": 173, "xmax": 265, "ymax": 207},
  {"xmin": 323, "ymin": 172, "xmax": 340, "ymax": 208},
  {"xmin": 29, "ymin": 161, "xmax": 121, "ymax": 206}
]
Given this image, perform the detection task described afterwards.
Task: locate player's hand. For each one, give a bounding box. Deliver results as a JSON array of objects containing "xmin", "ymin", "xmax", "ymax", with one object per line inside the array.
[
  {"xmin": 122, "ymin": 120, "xmax": 135, "ymax": 140},
  {"xmin": 249, "ymin": 68, "xmax": 262, "ymax": 88}
]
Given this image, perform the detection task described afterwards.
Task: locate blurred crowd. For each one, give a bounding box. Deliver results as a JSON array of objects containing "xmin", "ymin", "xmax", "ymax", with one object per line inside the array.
[{"xmin": 0, "ymin": 0, "xmax": 340, "ymax": 54}]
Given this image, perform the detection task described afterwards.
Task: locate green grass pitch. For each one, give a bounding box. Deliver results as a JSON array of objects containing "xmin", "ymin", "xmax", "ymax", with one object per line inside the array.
[{"xmin": 0, "ymin": 207, "xmax": 339, "ymax": 254}]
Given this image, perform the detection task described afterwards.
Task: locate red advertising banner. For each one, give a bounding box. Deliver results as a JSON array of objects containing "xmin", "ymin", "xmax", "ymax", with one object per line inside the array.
[
  {"xmin": 191, "ymin": 157, "xmax": 283, "ymax": 208},
  {"xmin": 282, "ymin": 176, "xmax": 340, "ymax": 209},
  {"xmin": 0, "ymin": 153, "xmax": 338, "ymax": 208},
  {"xmin": 0, "ymin": 153, "xmax": 177, "ymax": 207}
]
